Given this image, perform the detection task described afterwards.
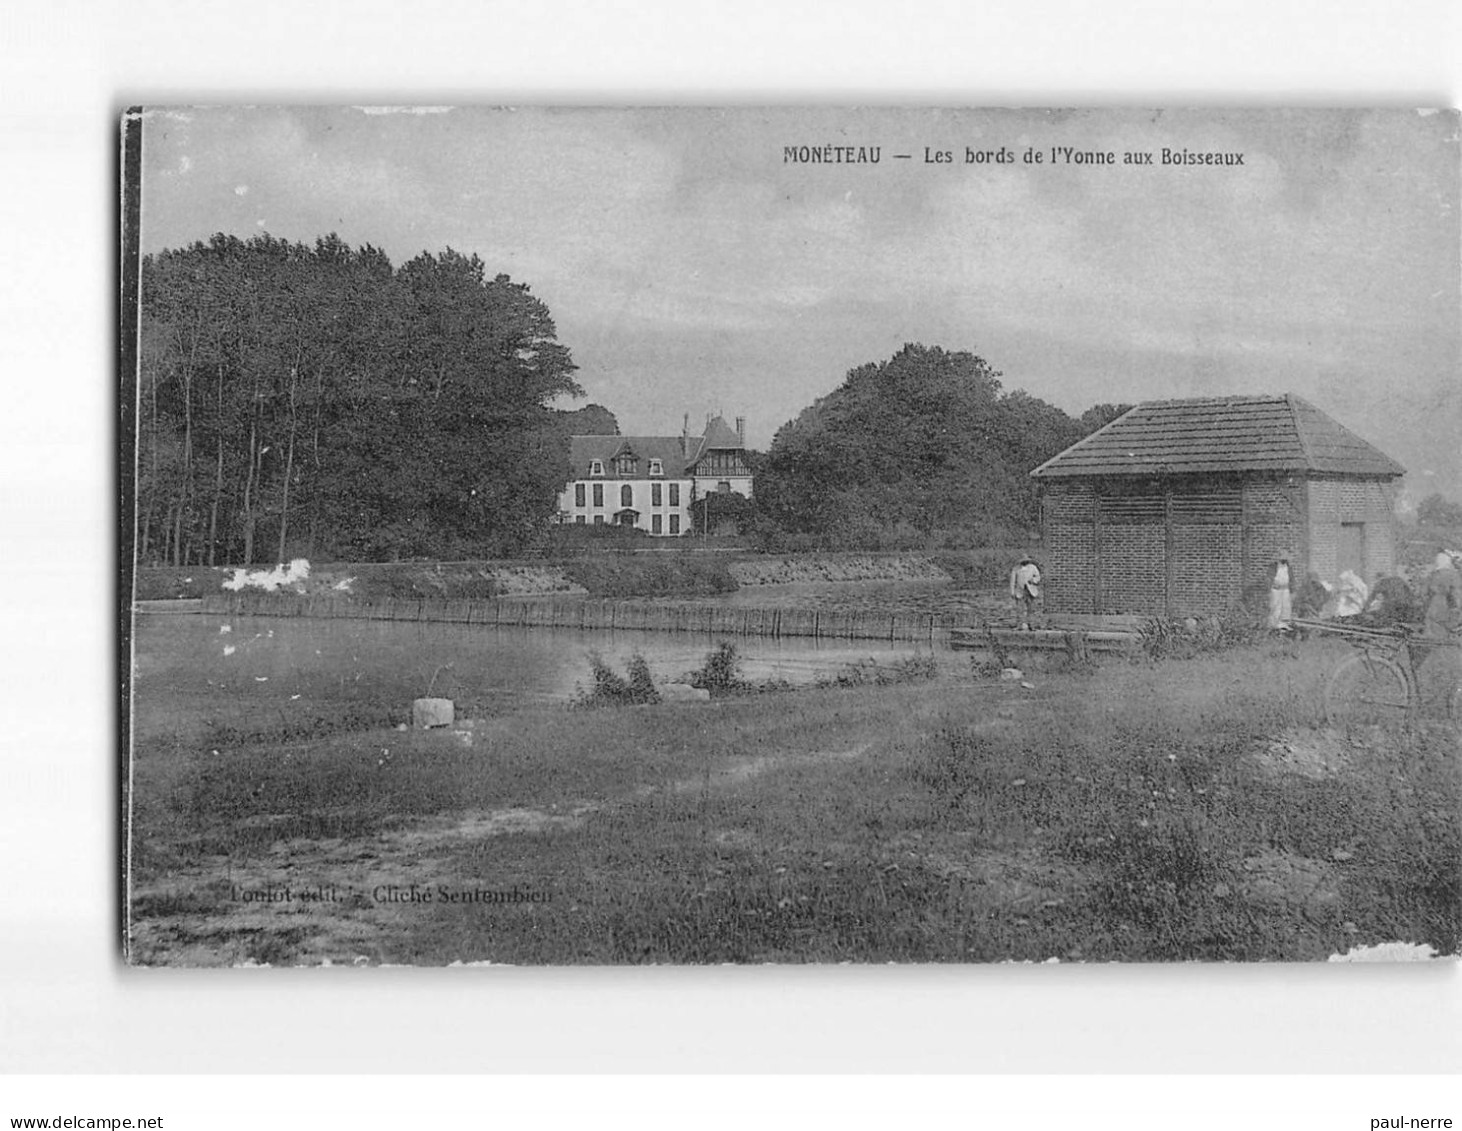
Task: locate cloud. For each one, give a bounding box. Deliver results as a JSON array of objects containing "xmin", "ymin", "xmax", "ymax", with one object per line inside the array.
[{"xmin": 135, "ymin": 107, "xmax": 1459, "ymax": 486}]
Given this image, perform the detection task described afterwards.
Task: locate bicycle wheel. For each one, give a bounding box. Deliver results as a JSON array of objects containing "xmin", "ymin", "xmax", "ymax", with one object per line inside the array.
[{"xmin": 1325, "ymin": 654, "xmax": 1411, "ymax": 729}]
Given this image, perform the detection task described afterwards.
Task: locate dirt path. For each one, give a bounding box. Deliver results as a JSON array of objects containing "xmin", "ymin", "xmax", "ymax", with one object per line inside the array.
[{"xmin": 129, "ymin": 738, "xmax": 879, "ymax": 965}]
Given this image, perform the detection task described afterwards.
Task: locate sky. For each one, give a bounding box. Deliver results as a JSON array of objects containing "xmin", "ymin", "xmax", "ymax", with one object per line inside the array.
[{"xmin": 140, "ymin": 106, "xmax": 1460, "ymax": 501}]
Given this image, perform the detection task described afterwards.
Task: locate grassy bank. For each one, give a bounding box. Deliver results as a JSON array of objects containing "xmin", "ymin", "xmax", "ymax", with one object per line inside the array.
[
  {"xmin": 133, "ymin": 551, "xmax": 981, "ymax": 603},
  {"xmin": 131, "ymin": 557, "xmax": 741, "ymax": 601},
  {"xmin": 128, "ymin": 635, "xmax": 1459, "ymax": 965}
]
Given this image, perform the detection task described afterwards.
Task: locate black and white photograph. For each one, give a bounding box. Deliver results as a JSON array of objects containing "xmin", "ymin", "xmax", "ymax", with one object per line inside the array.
[{"xmin": 123, "ymin": 106, "xmax": 1460, "ymax": 968}]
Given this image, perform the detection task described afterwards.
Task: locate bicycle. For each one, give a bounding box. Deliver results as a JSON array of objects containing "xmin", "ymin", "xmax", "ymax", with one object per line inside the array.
[{"xmin": 1293, "ymin": 617, "xmax": 1462, "ymax": 730}]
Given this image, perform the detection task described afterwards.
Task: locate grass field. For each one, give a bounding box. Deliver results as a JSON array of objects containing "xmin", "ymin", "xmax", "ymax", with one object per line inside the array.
[{"xmin": 127, "ymin": 632, "xmax": 1460, "ymax": 966}]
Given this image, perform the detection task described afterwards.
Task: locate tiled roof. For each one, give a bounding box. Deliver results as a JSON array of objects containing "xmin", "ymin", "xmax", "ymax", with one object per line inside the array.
[{"xmin": 1030, "ymin": 395, "xmax": 1404, "ymax": 479}]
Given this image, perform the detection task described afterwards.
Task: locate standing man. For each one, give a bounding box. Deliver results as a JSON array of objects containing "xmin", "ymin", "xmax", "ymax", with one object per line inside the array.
[
  {"xmin": 1010, "ymin": 554, "xmax": 1042, "ymax": 630},
  {"xmin": 1268, "ymin": 554, "xmax": 1293, "ymax": 630}
]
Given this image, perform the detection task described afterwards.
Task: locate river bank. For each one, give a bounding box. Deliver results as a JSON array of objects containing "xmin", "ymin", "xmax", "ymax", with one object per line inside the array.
[{"xmin": 132, "ymin": 549, "xmax": 1019, "ymax": 603}]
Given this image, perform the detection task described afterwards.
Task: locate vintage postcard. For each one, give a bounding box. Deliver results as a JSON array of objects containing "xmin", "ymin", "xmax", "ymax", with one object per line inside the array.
[{"xmin": 122, "ymin": 107, "xmax": 1460, "ymax": 966}]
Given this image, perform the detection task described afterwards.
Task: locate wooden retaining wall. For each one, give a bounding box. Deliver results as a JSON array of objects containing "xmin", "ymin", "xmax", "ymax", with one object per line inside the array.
[
  {"xmin": 949, "ymin": 626, "xmax": 1141, "ymax": 658},
  {"xmin": 196, "ymin": 592, "xmax": 967, "ymax": 644}
]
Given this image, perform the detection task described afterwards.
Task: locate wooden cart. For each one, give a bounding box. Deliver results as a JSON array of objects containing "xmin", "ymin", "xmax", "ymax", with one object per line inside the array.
[{"xmin": 1292, "ymin": 617, "xmax": 1462, "ymax": 730}]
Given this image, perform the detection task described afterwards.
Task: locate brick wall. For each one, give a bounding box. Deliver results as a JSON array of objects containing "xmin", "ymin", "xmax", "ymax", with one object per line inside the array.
[
  {"xmin": 1100, "ymin": 523, "xmax": 1166, "ymax": 614},
  {"xmin": 1044, "ymin": 476, "xmax": 1304, "ymax": 617},
  {"xmin": 1307, "ymin": 477, "xmax": 1396, "ymax": 585},
  {"xmin": 1241, "ymin": 478, "xmax": 1304, "ymax": 607},
  {"xmin": 1043, "ymin": 484, "xmax": 1096, "ymax": 612},
  {"xmin": 1242, "ymin": 479, "xmax": 1300, "ymax": 521},
  {"xmin": 1045, "ymin": 521, "xmax": 1096, "ymax": 613},
  {"xmin": 1367, "ymin": 491, "xmax": 1396, "ymax": 579},
  {"xmin": 1307, "ymin": 479, "xmax": 1339, "ymax": 582},
  {"xmin": 1045, "ymin": 482, "xmax": 1096, "ymax": 523},
  {"xmin": 1169, "ymin": 524, "xmax": 1243, "ymax": 614},
  {"xmin": 1042, "ymin": 473, "xmax": 1395, "ymax": 617}
]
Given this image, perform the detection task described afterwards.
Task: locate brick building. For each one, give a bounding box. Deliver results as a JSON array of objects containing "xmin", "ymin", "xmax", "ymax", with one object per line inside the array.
[
  {"xmin": 556, "ymin": 414, "xmax": 753, "ymax": 535},
  {"xmin": 1030, "ymin": 395, "xmax": 1405, "ymax": 617}
]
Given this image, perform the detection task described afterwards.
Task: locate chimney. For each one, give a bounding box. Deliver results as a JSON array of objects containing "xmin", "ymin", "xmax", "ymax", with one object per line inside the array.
[
  {"xmin": 681, "ymin": 413, "xmax": 690, "ymax": 457},
  {"xmin": 735, "ymin": 416, "xmax": 746, "ymax": 445}
]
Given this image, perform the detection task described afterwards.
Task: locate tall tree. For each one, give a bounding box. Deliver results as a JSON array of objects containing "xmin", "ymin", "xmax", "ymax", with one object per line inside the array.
[
  {"xmin": 556, "ymin": 403, "xmax": 620, "ymax": 436},
  {"xmin": 385, "ymin": 250, "xmax": 582, "ymax": 557},
  {"xmin": 135, "ymin": 235, "xmax": 580, "ymax": 564},
  {"xmin": 755, "ymin": 343, "xmax": 1085, "ymax": 547}
]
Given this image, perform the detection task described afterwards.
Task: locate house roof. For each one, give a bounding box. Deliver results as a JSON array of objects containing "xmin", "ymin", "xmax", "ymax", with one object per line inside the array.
[
  {"xmin": 567, "ymin": 435, "xmax": 700, "ymax": 478},
  {"xmin": 567, "ymin": 416, "xmax": 750, "ymax": 478},
  {"xmin": 1030, "ymin": 394, "xmax": 1405, "ymax": 480},
  {"xmin": 702, "ymin": 414, "xmax": 744, "ymax": 450}
]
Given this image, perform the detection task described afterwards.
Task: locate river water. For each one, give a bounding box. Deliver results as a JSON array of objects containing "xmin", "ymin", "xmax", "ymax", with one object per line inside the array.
[{"xmin": 133, "ymin": 613, "xmax": 939, "ymax": 723}]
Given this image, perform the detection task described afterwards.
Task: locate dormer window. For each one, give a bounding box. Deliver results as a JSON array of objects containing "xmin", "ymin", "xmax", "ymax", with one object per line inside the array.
[
  {"xmin": 614, "ymin": 453, "xmax": 637, "ymax": 476},
  {"xmin": 589, "ymin": 459, "xmax": 604, "ymax": 476},
  {"xmin": 649, "ymin": 458, "xmax": 663, "ymax": 476}
]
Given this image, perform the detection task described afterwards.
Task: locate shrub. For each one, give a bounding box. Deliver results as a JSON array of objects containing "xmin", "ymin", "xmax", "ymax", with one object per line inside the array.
[
  {"xmin": 966, "ymin": 626, "xmax": 1016, "ymax": 678},
  {"xmin": 689, "ymin": 641, "xmax": 751, "ymax": 696},
  {"xmin": 574, "ymin": 651, "xmax": 660, "ymax": 708},
  {"xmin": 688, "ymin": 491, "xmax": 756, "ymax": 536},
  {"xmin": 1136, "ymin": 608, "xmax": 1266, "ymax": 661},
  {"xmin": 626, "ymin": 653, "xmax": 661, "ymax": 705}
]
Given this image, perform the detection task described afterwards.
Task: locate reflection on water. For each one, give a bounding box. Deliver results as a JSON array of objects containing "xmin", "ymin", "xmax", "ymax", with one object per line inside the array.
[{"xmin": 134, "ymin": 614, "xmax": 935, "ymax": 718}]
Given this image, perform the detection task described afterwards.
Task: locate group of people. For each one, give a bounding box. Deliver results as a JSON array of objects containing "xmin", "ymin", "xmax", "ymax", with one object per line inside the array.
[
  {"xmin": 1014, "ymin": 548, "xmax": 1461, "ymax": 639},
  {"xmin": 1267, "ymin": 550, "xmax": 1461, "ymax": 640}
]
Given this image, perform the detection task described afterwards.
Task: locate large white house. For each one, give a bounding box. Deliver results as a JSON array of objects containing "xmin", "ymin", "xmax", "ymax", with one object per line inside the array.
[{"xmin": 556, "ymin": 414, "xmax": 754, "ymax": 535}]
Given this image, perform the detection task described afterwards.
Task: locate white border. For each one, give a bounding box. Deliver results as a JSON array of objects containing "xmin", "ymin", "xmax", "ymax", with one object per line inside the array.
[{"xmin": 2, "ymin": 0, "xmax": 1459, "ymax": 1076}]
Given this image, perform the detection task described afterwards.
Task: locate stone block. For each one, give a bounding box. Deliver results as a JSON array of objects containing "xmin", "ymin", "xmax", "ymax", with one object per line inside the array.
[{"xmin": 412, "ymin": 697, "xmax": 454, "ymax": 729}]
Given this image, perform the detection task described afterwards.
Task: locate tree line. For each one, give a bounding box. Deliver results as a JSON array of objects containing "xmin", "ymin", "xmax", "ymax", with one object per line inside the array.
[
  {"xmin": 136, "ymin": 233, "xmax": 1126, "ymax": 564},
  {"xmin": 752, "ymin": 343, "xmax": 1127, "ymax": 549},
  {"xmin": 136, "ymin": 233, "xmax": 581, "ymax": 565}
]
